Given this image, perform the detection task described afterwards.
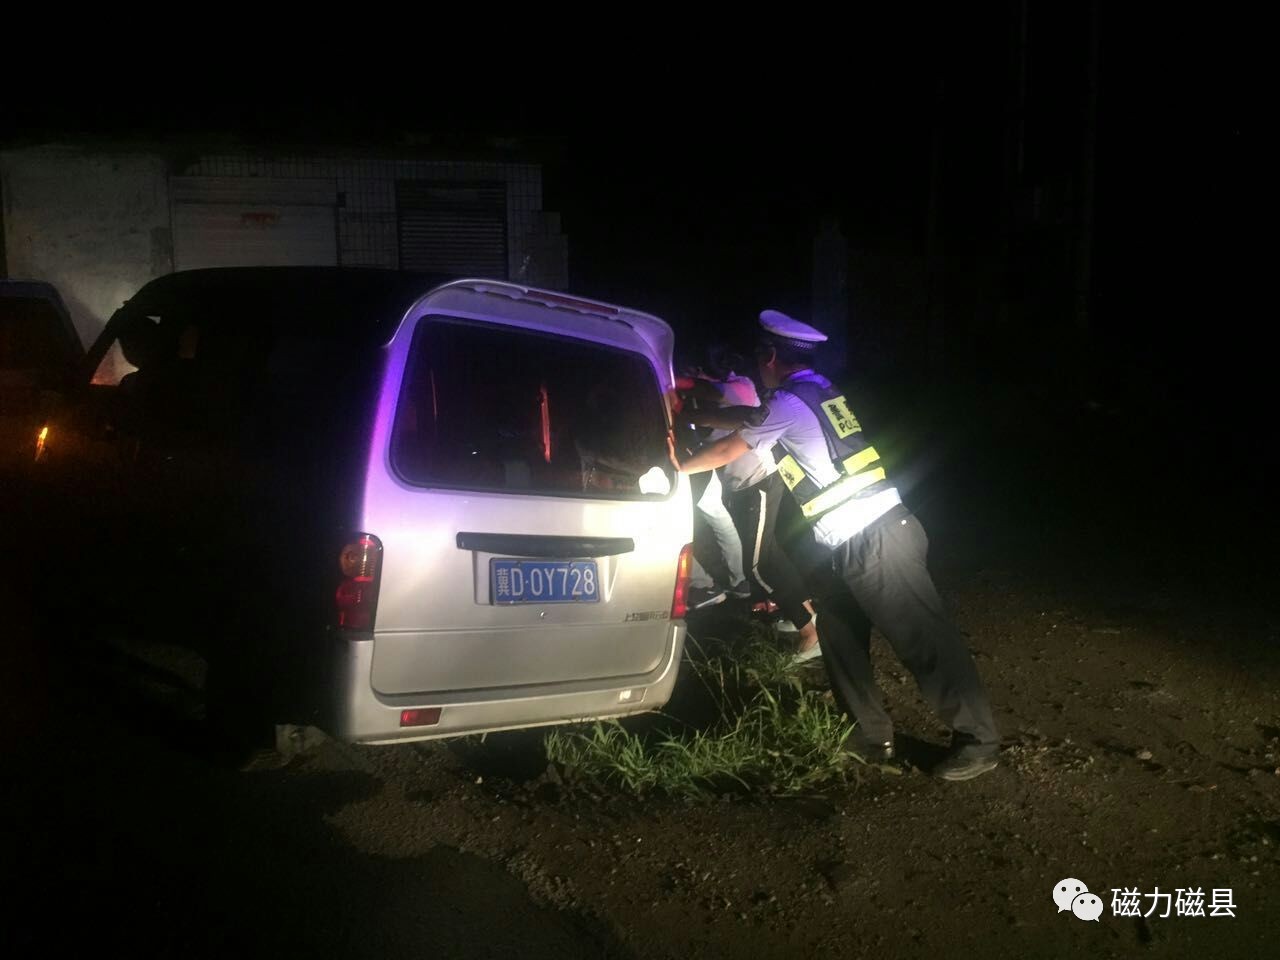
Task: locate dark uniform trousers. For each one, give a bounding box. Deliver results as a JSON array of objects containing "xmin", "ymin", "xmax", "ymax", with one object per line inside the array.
[
  {"xmin": 815, "ymin": 503, "xmax": 1000, "ymax": 753},
  {"xmin": 722, "ymin": 473, "xmax": 813, "ymax": 629}
]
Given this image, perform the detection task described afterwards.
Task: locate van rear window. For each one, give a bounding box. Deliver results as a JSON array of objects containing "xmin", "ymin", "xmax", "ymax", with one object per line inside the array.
[{"xmin": 391, "ymin": 318, "xmax": 674, "ymax": 499}]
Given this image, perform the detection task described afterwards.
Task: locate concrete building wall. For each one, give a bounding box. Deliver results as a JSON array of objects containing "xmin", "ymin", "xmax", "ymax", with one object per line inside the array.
[
  {"xmin": 182, "ymin": 155, "xmax": 563, "ymax": 285},
  {"xmin": 2, "ymin": 145, "xmax": 569, "ymax": 348},
  {"xmin": 1, "ymin": 147, "xmax": 172, "ymax": 349}
]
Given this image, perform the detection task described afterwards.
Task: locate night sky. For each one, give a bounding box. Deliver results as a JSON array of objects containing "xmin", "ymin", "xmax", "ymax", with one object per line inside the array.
[{"xmin": 3, "ymin": 8, "xmax": 1263, "ymax": 413}]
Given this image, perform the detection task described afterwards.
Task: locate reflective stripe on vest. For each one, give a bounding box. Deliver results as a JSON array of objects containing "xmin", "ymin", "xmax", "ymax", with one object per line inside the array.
[
  {"xmin": 842, "ymin": 444, "xmax": 880, "ymax": 475},
  {"xmin": 769, "ymin": 376, "xmax": 894, "ymax": 523},
  {"xmin": 798, "ymin": 465, "xmax": 887, "ymax": 518},
  {"xmin": 776, "ymin": 445, "xmax": 887, "ymax": 518}
]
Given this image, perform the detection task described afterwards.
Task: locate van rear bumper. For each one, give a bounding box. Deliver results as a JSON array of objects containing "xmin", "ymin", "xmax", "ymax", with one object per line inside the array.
[{"xmin": 320, "ymin": 622, "xmax": 686, "ymax": 744}]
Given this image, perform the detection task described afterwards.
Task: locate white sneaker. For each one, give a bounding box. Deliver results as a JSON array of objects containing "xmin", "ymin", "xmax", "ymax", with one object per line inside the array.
[
  {"xmin": 687, "ymin": 586, "xmax": 728, "ymax": 610},
  {"xmin": 792, "ymin": 642, "xmax": 823, "ymax": 664},
  {"xmin": 790, "ymin": 614, "xmax": 820, "ymax": 664}
]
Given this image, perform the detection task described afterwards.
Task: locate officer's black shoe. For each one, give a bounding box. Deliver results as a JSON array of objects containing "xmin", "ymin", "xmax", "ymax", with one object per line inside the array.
[{"xmin": 932, "ymin": 747, "xmax": 1000, "ymax": 781}]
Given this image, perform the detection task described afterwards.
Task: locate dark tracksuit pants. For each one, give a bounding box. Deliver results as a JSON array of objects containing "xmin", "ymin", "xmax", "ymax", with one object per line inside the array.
[
  {"xmin": 776, "ymin": 485, "xmax": 836, "ymax": 581},
  {"xmin": 814, "ymin": 503, "xmax": 1000, "ymax": 753},
  {"xmin": 722, "ymin": 473, "xmax": 813, "ymax": 629}
]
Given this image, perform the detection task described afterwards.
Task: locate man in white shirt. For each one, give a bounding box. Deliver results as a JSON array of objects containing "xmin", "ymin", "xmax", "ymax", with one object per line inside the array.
[
  {"xmin": 683, "ymin": 348, "xmax": 820, "ymax": 656},
  {"xmin": 675, "ymin": 363, "xmax": 749, "ymax": 609}
]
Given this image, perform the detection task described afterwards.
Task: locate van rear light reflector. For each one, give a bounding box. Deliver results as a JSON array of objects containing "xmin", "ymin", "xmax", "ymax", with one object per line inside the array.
[
  {"xmin": 400, "ymin": 707, "xmax": 442, "ymax": 728},
  {"xmin": 340, "ymin": 536, "xmax": 379, "ymax": 581},
  {"xmin": 336, "ymin": 533, "xmax": 383, "ymax": 630},
  {"xmin": 670, "ymin": 542, "xmax": 695, "ymax": 620}
]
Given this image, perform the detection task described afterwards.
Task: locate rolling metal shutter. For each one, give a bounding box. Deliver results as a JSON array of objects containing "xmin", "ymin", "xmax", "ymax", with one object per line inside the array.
[{"xmin": 396, "ymin": 181, "xmax": 508, "ymax": 278}]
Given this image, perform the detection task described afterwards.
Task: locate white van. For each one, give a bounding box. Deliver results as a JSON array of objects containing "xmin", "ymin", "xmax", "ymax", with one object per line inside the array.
[{"xmin": 41, "ymin": 269, "xmax": 694, "ymax": 745}]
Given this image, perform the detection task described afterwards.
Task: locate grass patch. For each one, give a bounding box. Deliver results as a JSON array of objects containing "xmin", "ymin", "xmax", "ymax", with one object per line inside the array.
[{"xmin": 545, "ymin": 624, "xmax": 876, "ymax": 798}]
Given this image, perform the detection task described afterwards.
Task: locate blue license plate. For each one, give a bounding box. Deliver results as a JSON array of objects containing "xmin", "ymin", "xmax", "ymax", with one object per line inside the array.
[{"xmin": 491, "ymin": 559, "xmax": 600, "ymax": 605}]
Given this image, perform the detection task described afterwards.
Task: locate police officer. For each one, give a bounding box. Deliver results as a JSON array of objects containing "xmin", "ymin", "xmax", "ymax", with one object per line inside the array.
[{"xmin": 668, "ymin": 310, "xmax": 1001, "ymax": 780}]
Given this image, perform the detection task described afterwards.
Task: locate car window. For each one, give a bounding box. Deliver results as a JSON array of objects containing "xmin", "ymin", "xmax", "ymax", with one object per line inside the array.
[{"xmin": 392, "ymin": 317, "xmax": 674, "ymax": 499}]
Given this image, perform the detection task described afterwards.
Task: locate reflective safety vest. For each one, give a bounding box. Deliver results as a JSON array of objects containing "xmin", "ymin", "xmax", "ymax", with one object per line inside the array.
[{"xmin": 769, "ymin": 375, "xmax": 894, "ymax": 521}]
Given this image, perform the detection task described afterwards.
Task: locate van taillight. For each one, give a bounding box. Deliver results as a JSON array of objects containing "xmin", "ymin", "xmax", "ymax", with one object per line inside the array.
[
  {"xmin": 671, "ymin": 543, "xmax": 695, "ymax": 620},
  {"xmin": 335, "ymin": 534, "xmax": 383, "ymax": 631}
]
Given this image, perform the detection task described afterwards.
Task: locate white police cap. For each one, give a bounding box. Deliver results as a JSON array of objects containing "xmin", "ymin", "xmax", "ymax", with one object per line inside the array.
[{"xmin": 758, "ymin": 309, "xmax": 828, "ymax": 351}]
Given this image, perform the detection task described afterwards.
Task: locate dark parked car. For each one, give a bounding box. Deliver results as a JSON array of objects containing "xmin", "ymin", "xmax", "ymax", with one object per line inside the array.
[{"xmin": 0, "ymin": 280, "xmax": 83, "ymax": 471}]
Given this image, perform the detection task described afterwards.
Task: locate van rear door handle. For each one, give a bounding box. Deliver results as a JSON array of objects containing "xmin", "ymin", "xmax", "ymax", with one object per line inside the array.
[{"xmin": 456, "ymin": 532, "xmax": 635, "ymax": 558}]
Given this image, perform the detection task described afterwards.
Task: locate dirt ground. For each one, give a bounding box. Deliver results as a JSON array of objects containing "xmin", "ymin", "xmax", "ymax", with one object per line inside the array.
[
  {"xmin": 2, "ymin": 537, "xmax": 1277, "ymax": 958},
  {"xmin": 3, "ymin": 396, "xmax": 1278, "ymax": 958}
]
